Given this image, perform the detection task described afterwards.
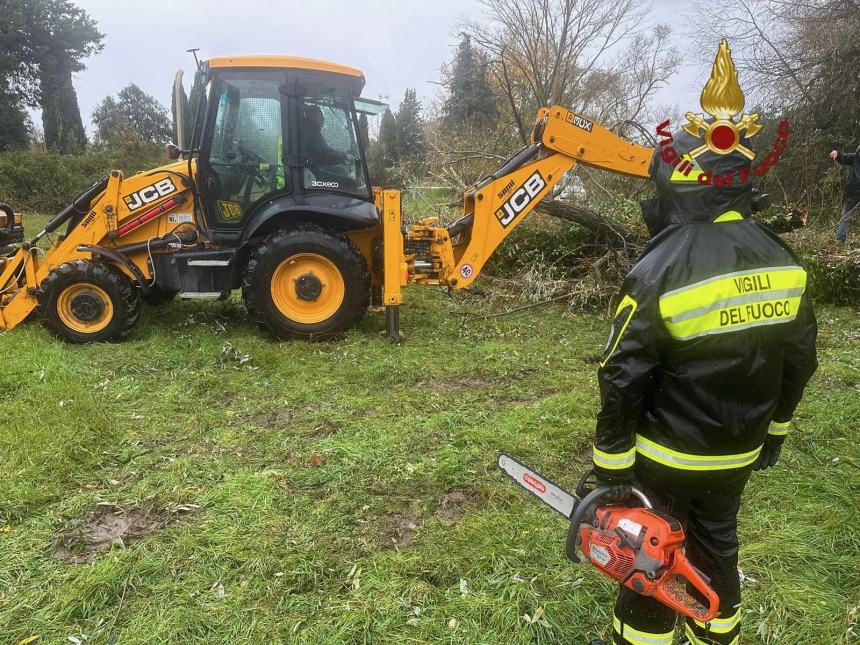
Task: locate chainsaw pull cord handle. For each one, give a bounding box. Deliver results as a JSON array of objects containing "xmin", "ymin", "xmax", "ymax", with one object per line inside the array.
[{"xmin": 566, "ymin": 486, "xmax": 652, "ymax": 563}]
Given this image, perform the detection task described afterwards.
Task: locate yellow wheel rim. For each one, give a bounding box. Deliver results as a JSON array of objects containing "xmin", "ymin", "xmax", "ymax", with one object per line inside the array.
[
  {"xmin": 270, "ymin": 253, "xmax": 345, "ymax": 324},
  {"xmin": 56, "ymin": 283, "xmax": 114, "ymax": 334}
]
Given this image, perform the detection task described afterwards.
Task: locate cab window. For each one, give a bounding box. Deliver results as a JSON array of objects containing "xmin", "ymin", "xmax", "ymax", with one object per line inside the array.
[
  {"xmin": 300, "ymin": 96, "xmax": 367, "ymax": 196},
  {"xmin": 205, "ymin": 72, "xmax": 286, "ymax": 226}
]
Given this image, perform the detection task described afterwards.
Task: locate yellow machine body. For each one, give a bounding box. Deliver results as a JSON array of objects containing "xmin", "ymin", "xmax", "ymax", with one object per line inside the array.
[
  {"xmin": 0, "ymin": 162, "xmax": 197, "ymax": 329},
  {"xmin": 0, "ymin": 54, "xmax": 653, "ymax": 342}
]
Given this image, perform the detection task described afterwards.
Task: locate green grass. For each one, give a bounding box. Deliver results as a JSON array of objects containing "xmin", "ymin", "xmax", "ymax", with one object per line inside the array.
[{"xmin": 0, "ymin": 216, "xmax": 858, "ymax": 644}]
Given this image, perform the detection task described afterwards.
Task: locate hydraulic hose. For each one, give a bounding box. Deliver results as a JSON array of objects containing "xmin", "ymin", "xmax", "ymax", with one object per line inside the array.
[
  {"xmin": 447, "ymin": 143, "xmax": 543, "ymax": 239},
  {"xmin": 40, "ymin": 176, "xmax": 109, "ymax": 240},
  {"xmin": 111, "ymin": 228, "xmax": 198, "ymax": 256}
]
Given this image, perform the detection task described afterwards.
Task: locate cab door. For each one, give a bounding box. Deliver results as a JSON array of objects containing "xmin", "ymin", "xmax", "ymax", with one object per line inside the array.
[{"xmin": 200, "ymin": 71, "xmax": 288, "ymax": 229}]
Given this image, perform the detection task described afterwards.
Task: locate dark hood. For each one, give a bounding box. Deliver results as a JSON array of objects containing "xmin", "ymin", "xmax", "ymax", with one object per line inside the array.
[{"xmin": 642, "ymin": 126, "xmax": 754, "ymax": 235}]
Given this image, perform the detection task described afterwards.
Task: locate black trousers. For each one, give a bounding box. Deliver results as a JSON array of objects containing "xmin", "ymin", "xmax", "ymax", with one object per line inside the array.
[{"xmin": 611, "ymin": 459, "xmax": 752, "ymax": 645}]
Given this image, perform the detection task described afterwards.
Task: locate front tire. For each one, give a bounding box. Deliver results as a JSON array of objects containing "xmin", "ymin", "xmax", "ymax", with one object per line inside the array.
[
  {"xmin": 242, "ymin": 224, "xmax": 370, "ymax": 340},
  {"xmin": 38, "ymin": 260, "xmax": 141, "ymax": 343}
]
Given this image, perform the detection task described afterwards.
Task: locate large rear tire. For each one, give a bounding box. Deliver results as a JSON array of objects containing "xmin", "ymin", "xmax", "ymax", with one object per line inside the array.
[
  {"xmin": 242, "ymin": 224, "xmax": 370, "ymax": 340},
  {"xmin": 37, "ymin": 260, "xmax": 141, "ymax": 343}
]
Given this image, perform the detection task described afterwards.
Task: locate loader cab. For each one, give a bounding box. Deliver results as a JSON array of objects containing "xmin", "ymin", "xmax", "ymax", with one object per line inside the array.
[{"xmin": 185, "ymin": 56, "xmax": 378, "ymax": 238}]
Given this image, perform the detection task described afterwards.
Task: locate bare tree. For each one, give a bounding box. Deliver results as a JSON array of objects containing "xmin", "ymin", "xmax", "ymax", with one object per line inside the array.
[
  {"xmin": 422, "ymin": 0, "xmax": 683, "ymax": 250},
  {"xmin": 691, "ymin": 0, "xmax": 859, "ymax": 113},
  {"xmin": 688, "ymin": 0, "xmax": 859, "ymax": 206},
  {"xmin": 464, "ymin": 0, "xmax": 678, "ymax": 142},
  {"xmin": 424, "ymin": 119, "xmax": 518, "ymax": 193}
]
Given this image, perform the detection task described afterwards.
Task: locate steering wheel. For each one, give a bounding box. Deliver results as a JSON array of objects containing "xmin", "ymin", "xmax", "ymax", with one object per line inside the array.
[
  {"xmin": 235, "ymin": 141, "xmax": 266, "ymax": 166},
  {"xmin": 234, "ymin": 141, "xmax": 276, "ymax": 195}
]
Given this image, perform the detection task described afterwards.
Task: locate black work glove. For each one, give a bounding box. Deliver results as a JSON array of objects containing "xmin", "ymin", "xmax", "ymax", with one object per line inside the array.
[
  {"xmin": 754, "ymin": 436, "xmax": 784, "ymax": 470},
  {"xmin": 595, "ymin": 472, "xmax": 635, "ymax": 502}
]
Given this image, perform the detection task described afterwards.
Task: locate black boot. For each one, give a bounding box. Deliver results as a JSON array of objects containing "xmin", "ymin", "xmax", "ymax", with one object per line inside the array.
[{"xmin": 589, "ymin": 640, "xmax": 607, "ymax": 645}]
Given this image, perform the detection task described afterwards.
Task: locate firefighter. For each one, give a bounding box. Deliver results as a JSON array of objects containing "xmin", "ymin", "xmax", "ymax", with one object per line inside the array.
[
  {"xmin": 589, "ymin": 127, "xmax": 818, "ymax": 645},
  {"xmin": 829, "ymin": 145, "xmax": 860, "ymax": 243}
]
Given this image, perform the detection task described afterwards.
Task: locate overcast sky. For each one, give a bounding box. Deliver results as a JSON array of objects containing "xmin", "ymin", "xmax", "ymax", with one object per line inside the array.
[{"xmin": 55, "ymin": 0, "xmax": 710, "ymax": 135}]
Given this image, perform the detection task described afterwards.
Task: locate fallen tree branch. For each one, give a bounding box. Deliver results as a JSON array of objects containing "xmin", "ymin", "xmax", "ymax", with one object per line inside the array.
[{"xmin": 536, "ymin": 198, "xmax": 643, "ymax": 247}]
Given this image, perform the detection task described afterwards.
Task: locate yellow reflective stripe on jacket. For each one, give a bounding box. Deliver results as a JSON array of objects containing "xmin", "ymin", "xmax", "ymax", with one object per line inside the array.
[
  {"xmin": 694, "ymin": 608, "xmax": 742, "ymax": 633},
  {"xmin": 714, "ymin": 210, "xmax": 743, "ymax": 222},
  {"xmin": 670, "ymin": 153, "xmax": 704, "ymax": 182},
  {"xmin": 659, "ymin": 266, "xmax": 807, "ymax": 341},
  {"xmin": 600, "ymin": 294, "xmax": 638, "ymax": 368},
  {"xmin": 593, "ymin": 445, "xmax": 636, "ymax": 470},
  {"xmin": 768, "ymin": 420, "xmax": 791, "ymax": 436},
  {"xmin": 613, "ymin": 617, "xmax": 674, "ymax": 645},
  {"xmin": 636, "ymin": 435, "xmax": 761, "ymax": 471}
]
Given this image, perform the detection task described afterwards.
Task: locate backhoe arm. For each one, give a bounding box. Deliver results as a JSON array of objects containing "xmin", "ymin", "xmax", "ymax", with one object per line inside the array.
[
  {"xmin": 395, "ymin": 106, "xmax": 654, "ymax": 297},
  {"xmin": 449, "ymin": 106, "xmax": 653, "ymax": 288}
]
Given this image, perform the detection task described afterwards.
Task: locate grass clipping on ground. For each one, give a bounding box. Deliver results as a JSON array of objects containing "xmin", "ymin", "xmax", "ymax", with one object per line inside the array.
[{"xmin": 0, "ymin": 283, "xmax": 857, "ymax": 644}]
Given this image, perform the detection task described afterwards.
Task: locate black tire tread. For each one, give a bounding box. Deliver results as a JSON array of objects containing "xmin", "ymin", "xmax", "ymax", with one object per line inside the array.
[
  {"xmin": 37, "ymin": 260, "xmax": 141, "ymax": 343},
  {"xmin": 241, "ymin": 224, "xmax": 370, "ymax": 340}
]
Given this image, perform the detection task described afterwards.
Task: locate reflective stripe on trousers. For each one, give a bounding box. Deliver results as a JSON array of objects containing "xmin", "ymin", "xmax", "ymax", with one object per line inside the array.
[
  {"xmin": 694, "ymin": 608, "xmax": 742, "ymax": 634},
  {"xmin": 613, "ymin": 616, "xmax": 674, "ymax": 645},
  {"xmin": 685, "ymin": 607, "xmax": 742, "ymax": 644},
  {"xmin": 684, "ymin": 625, "xmax": 740, "ymax": 644},
  {"xmin": 768, "ymin": 420, "xmax": 791, "ymax": 436}
]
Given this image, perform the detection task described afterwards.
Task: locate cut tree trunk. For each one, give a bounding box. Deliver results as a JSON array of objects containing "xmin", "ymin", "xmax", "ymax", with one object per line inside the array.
[{"xmin": 536, "ymin": 199, "xmax": 643, "ymax": 246}]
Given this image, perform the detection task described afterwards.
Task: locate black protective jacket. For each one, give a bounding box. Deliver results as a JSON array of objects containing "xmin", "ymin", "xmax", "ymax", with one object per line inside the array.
[
  {"xmin": 592, "ymin": 130, "xmax": 818, "ymax": 481},
  {"xmin": 836, "ymin": 146, "xmax": 860, "ymax": 201}
]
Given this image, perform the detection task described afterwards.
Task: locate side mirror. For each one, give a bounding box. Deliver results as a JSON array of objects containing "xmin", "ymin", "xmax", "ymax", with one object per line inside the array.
[{"xmin": 165, "ymin": 143, "xmax": 182, "ymax": 160}]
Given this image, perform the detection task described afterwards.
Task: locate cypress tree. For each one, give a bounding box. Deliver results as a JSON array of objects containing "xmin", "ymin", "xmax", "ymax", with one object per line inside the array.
[
  {"xmin": 443, "ymin": 34, "xmax": 498, "ymax": 130},
  {"xmin": 41, "ymin": 63, "xmax": 87, "ymax": 154},
  {"xmin": 0, "ymin": 92, "xmax": 31, "ymax": 150},
  {"xmin": 378, "ymin": 109, "xmax": 399, "ymax": 167},
  {"xmin": 30, "ymin": 0, "xmax": 103, "ymax": 153},
  {"xmin": 396, "ymin": 88, "xmax": 425, "ymax": 163}
]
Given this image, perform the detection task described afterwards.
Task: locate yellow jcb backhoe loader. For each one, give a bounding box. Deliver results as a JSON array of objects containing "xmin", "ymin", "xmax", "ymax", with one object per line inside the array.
[{"xmin": 0, "ymin": 55, "xmax": 653, "ymax": 343}]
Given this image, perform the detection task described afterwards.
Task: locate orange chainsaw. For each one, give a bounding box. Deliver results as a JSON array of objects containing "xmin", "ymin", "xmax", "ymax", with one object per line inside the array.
[{"xmin": 497, "ymin": 454, "xmax": 719, "ymax": 622}]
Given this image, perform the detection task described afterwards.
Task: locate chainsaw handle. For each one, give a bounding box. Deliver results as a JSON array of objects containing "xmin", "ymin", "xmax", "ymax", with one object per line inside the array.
[
  {"xmin": 651, "ymin": 548, "xmax": 721, "ymax": 622},
  {"xmin": 566, "ymin": 486, "xmax": 652, "ymax": 562}
]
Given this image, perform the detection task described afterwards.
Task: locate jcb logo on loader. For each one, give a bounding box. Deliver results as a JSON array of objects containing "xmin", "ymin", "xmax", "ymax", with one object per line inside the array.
[
  {"xmin": 495, "ymin": 171, "xmax": 546, "ymax": 228},
  {"xmin": 123, "ymin": 178, "xmax": 177, "ymax": 212}
]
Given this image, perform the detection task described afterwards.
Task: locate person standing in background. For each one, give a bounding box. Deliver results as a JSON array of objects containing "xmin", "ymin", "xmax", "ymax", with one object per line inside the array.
[{"xmin": 830, "ymin": 145, "xmax": 860, "ymax": 243}]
